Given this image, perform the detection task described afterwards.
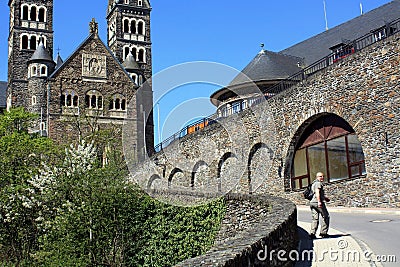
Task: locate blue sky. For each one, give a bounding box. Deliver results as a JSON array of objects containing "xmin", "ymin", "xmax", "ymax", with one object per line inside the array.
[{"xmin": 0, "ymin": 0, "xmax": 393, "ymax": 144}]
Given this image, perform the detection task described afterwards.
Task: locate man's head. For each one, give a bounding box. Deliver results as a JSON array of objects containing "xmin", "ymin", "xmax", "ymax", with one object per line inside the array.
[{"xmin": 316, "ymin": 172, "xmax": 324, "ymax": 182}]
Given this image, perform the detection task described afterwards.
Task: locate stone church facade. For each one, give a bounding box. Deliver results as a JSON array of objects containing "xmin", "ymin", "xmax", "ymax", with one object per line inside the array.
[{"xmin": 6, "ymin": 0, "xmax": 154, "ymax": 160}]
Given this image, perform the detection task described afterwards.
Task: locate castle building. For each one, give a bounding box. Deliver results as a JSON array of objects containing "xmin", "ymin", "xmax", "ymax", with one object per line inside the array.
[{"xmin": 6, "ymin": 0, "xmax": 154, "ymax": 161}]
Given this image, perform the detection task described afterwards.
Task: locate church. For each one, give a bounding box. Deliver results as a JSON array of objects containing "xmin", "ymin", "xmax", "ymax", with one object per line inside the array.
[{"xmin": 5, "ymin": 0, "xmax": 154, "ymax": 161}]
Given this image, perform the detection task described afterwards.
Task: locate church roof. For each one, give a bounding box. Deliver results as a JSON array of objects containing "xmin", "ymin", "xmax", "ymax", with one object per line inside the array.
[
  {"xmin": 29, "ymin": 41, "xmax": 54, "ymax": 63},
  {"xmin": 281, "ymin": 0, "xmax": 400, "ymax": 65},
  {"xmin": 0, "ymin": 81, "xmax": 7, "ymax": 109},
  {"xmin": 122, "ymin": 51, "xmax": 140, "ymax": 71},
  {"xmin": 229, "ymin": 49, "xmax": 303, "ymax": 86}
]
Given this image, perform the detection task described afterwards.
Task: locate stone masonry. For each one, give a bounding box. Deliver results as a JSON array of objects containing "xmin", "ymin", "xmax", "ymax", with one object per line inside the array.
[{"xmin": 136, "ymin": 32, "xmax": 400, "ymax": 208}]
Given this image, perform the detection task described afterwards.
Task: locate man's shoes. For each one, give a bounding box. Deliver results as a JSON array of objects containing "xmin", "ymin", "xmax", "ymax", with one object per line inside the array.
[
  {"xmin": 320, "ymin": 233, "xmax": 330, "ymax": 238},
  {"xmin": 309, "ymin": 233, "xmax": 316, "ymax": 239}
]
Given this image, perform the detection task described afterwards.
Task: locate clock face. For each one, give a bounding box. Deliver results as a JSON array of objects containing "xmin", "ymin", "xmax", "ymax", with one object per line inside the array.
[{"xmin": 82, "ymin": 53, "xmax": 107, "ymax": 79}]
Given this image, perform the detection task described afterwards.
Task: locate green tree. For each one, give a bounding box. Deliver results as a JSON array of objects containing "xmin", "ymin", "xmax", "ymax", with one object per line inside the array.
[{"xmin": 0, "ymin": 108, "xmax": 58, "ymax": 265}]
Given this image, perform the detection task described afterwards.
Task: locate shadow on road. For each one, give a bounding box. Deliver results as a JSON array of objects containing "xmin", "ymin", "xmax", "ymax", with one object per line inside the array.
[{"xmin": 295, "ymin": 226, "xmax": 314, "ymax": 267}]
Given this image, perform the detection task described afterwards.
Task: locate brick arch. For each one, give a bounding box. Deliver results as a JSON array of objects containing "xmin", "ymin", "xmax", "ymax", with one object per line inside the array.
[
  {"xmin": 248, "ymin": 143, "xmax": 274, "ymax": 193},
  {"xmin": 147, "ymin": 174, "xmax": 161, "ymax": 189},
  {"xmin": 284, "ymin": 112, "xmax": 366, "ymax": 190}
]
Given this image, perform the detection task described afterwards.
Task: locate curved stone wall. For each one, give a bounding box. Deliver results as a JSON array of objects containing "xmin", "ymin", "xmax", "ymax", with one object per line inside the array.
[{"xmin": 174, "ymin": 193, "xmax": 297, "ymax": 267}]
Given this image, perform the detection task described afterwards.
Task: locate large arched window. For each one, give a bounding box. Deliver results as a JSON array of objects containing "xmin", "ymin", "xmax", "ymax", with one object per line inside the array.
[{"xmin": 291, "ymin": 114, "xmax": 366, "ymax": 189}]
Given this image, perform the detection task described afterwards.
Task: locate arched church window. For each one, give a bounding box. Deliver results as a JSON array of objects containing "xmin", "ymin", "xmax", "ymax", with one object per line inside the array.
[
  {"xmin": 138, "ymin": 21, "xmax": 144, "ymax": 35},
  {"xmin": 138, "ymin": 49, "xmax": 145, "ymax": 62},
  {"xmin": 131, "ymin": 20, "xmax": 137, "ymax": 34},
  {"xmin": 124, "ymin": 46, "xmax": 130, "ymax": 59},
  {"xmin": 109, "ymin": 94, "xmax": 127, "ymax": 111},
  {"xmin": 22, "ymin": 35, "xmax": 29, "ymax": 49},
  {"xmin": 22, "ymin": 5, "xmax": 29, "ymax": 20},
  {"xmin": 291, "ymin": 114, "xmax": 366, "ymax": 189},
  {"xmin": 132, "ymin": 47, "xmax": 137, "ymax": 60},
  {"xmin": 61, "ymin": 90, "xmax": 79, "ymax": 108},
  {"xmin": 86, "ymin": 90, "xmax": 103, "ymax": 109},
  {"xmin": 30, "ymin": 35, "xmax": 37, "ymax": 50},
  {"xmin": 38, "ymin": 7, "xmax": 46, "ymax": 22},
  {"xmin": 123, "ymin": 19, "xmax": 129, "ymax": 33},
  {"xmin": 30, "ymin": 6, "xmax": 37, "ymax": 21}
]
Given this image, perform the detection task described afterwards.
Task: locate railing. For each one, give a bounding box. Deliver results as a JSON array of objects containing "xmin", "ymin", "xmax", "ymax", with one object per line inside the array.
[{"xmin": 154, "ymin": 18, "xmax": 400, "ymax": 153}]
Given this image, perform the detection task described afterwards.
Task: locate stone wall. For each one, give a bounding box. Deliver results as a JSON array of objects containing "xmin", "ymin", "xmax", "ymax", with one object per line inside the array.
[
  {"xmin": 138, "ymin": 32, "xmax": 400, "ymax": 208},
  {"xmin": 174, "ymin": 193, "xmax": 297, "ymax": 267}
]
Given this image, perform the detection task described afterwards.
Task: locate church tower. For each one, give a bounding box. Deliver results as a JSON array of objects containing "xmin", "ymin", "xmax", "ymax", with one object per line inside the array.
[
  {"xmin": 7, "ymin": 0, "xmax": 54, "ymax": 109},
  {"xmin": 107, "ymin": 0, "xmax": 154, "ymax": 158},
  {"xmin": 106, "ymin": 0, "xmax": 152, "ymax": 81}
]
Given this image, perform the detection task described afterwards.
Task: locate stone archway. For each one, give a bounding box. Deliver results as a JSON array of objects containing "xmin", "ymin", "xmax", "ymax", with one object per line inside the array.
[{"xmin": 286, "ymin": 113, "xmax": 366, "ymax": 190}]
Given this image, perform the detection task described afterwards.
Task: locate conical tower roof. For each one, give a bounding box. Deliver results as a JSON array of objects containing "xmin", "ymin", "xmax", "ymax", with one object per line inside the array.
[
  {"xmin": 122, "ymin": 51, "xmax": 140, "ymax": 72},
  {"xmin": 29, "ymin": 40, "xmax": 54, "ymax": 63},
  {"xmin": 229, "ymin": 49, "xmax": 303, "ymax": 86},
  {"xmin": 55, "ymin": 53, "xmax": 64, "ymax": 69}
]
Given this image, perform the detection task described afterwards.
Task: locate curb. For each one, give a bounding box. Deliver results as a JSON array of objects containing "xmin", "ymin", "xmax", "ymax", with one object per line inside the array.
[{"xmin": 297, "ymin": 205, "xmax": 400, "ymax": 215}]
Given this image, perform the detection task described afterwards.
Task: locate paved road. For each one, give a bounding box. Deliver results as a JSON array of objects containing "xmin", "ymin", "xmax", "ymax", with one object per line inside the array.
[{"xmin": 297, "ymin": 208, "xmax": 400, "ymax": 267}]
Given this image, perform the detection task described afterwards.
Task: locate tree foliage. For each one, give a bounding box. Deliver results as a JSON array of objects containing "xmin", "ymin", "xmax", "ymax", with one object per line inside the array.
[{"xmin": 0, "ymin": 108, "xmax": 226, "ymax": 266}]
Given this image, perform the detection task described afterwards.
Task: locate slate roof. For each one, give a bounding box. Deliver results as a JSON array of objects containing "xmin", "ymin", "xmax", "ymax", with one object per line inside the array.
[
  {"xmin": 280, "ymin": 0, "xmax": 400, "ymax": 65},
  {"xmin": 55, "ymin": 53, "xmax": 64, "ymax": 70},
  {"xmin": 0, "ymin": 81, "xmax": 7, "ymax": 108},
  {"xmin": 229, "ymin": 49, "xmax": 303, "ymax": 86},
  {"xmin": 122, "ymin": 51, "xmax": 140, "ymax": 71},
  {"xmin": 30, "ymin": 41, "xmax": 54, "ymax": 63}
]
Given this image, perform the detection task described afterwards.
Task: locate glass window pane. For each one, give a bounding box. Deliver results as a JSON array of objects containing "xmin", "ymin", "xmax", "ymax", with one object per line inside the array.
[
  {"xmin": 308, "ymin": 143, "xmax": 327, "ymax": 181},
  {"xmin": 301, "ymin": 178, "xmax": 309, "ymax": 188},
  {"xmin": 348, "ymin": 134, "xmax": 365, "ymax": 163},
  {"xmin": 327, "ymin": 136, "xmax": 349, "ymax": 182},
  {"xmin": 350, "ymin": 165, "xmax": 360, "ymax": 177},
  {"xmin": 293, "ymin": 148, "xmax": 307, "ymax": 177}
]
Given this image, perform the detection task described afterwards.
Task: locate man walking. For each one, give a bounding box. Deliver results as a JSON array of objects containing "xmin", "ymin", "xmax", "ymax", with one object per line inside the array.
[{"xmin": 309, "ymin": 172, "xmax": 330, "ymax": 239}]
